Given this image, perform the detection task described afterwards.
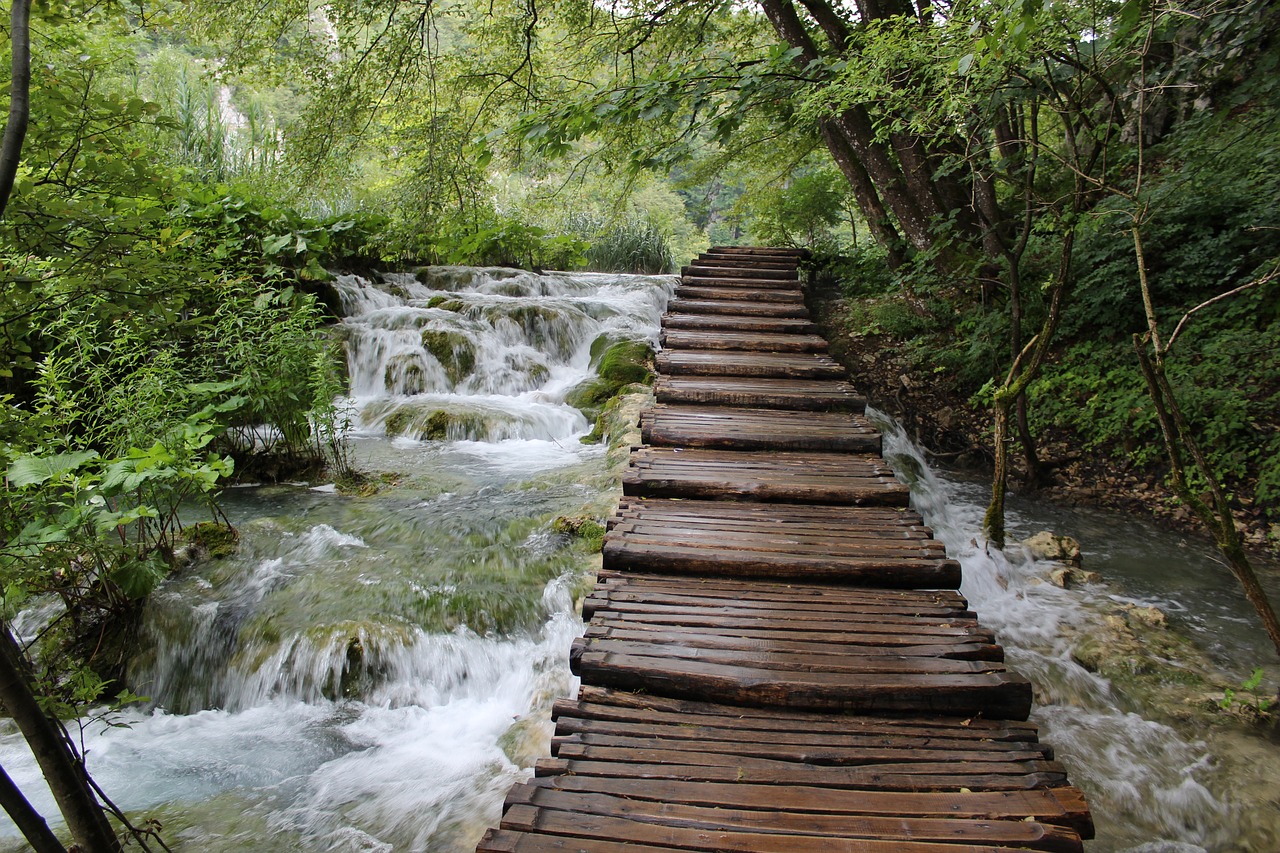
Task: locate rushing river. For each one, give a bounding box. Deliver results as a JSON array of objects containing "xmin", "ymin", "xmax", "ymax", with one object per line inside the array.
[{"xmin": 0, "ymin": 267, "xmax": 1276, "ymax": 851}]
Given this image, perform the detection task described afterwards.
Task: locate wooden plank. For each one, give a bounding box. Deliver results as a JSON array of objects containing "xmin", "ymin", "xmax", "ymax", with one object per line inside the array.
[
  {"xmin": 660, "ymin": 329, "xmax": 828, "ymax": 352},
  {"xmin": 535, "ymin": 757, "xmax": 1066, "ymax": 791},
  {"xmin": 623, "ymin": 448, "xmax": 908, "ymax": 505},
  {"xmin": 509, "ymin": 777, "xmax": 1094, "ymax": 837},
  {"xmin": 654, "ymin": 376, "xmax": 863, "ymax": 411},
  {"xmin": 696, "ymin": 254, "xmax": 798, "ymax": 267},
  {"xmin": 503, "ymin": 787, "xmax": 1081, "ymax": 851},
  {"xmin": 570, "ymin": 650, "xmax": 1032, "ymax": 718},
  {"xmin": 495, "ymin": 806, "xmax": 1078, "ymax": 853},
  {"xmin": 662, "ymin": 313, "xmax": 818, "ymax": 334},
  {"xmin": 551, "ymin": 716, "xmax": 1048, "ymax": 756},
  {"xmin": 666, "ymin": 299, "xmax": 810, "ymax": 318},
  {"xmin": 641, "ymin": 405, "xmax": 881, "ymax": 452},
  {"xmin": 675, "ymin": 280, "xmax": 803, "ymax": 294},
  {"xmin": 656, "ymin": 350, "xmax": 846, "ymax": 379},
  {"xmin": 675, "ymin": 285, "xmax": 804, "ymax": 302},
  {"xmin": 683, "ymin": 264, "xmax": 799, "ymax": 280}
]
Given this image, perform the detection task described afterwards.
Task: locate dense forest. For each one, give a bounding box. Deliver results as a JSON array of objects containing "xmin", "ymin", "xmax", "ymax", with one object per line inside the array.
[{"xmin": 0, "ymin": 0, "xmax": 1278, "ymax": 849}]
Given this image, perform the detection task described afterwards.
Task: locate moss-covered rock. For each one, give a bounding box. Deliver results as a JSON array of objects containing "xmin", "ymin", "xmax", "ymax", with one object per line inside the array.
[
  {"xmin": 567, "ymin": 338, "xmax": 656, "ymax": 424},
  {"xmin": 552, "ymin": 515, "xmax": 607, "ymax": 552},
  {"xmin": 420, "ymin": 330, "xmax": 477, "ymax": 384},
  {"xmin": 425, "ymin": 295, "xmax": 467, "ymax": 312},
  {"xmin": 384, "ymin": 353, "xmax": 429, "ymax": 395},
  {"xmin": 597, "ymin": 339, "xmax": 654, "ymax": 386}
]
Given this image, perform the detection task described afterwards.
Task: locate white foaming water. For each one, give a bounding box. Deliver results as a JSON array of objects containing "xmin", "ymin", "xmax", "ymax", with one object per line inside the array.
[
  {"xmin": 872, "ymin": 408, "xmax": 1231, "ymax": 851},
  {"xmin": 335, "ymin": 267, "xmax": 675, "ymax": 445}
]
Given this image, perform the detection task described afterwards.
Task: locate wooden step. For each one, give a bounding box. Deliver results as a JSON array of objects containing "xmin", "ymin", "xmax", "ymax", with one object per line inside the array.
[
  {"xmin": 660, "ymin": 328, "xmax": 828, "ymax": 353},
  {"xmin": 662, "ymin": 313, "xmax": 819, "ymax": 334},
  {"xmin": 683, "ymin": 264, "xmax": 799, "ymax": 280},
  {"xmin": 654, "ymin": 376, "xmax": 863, "ymax": 410},
  {"xmin": 656, "ymin": 350, "xmax": 846, "ymax": 379},
  {"xmin": 641, "ymin": 404, "xmax": 881, "ymax": 452},
  {"xmin": 681, "ymin": 274, "xmax": 804, "ymax": 290},
  {"xmin": 675, "ymin": 285, "xmax": 804, "ymax": 303},
  {"xmin": 603, "ymin": 498, "xmax": 962, "ymax": 589},
  {"xmin": 623, "ymin": 447, "xmax": 909, "ymax": 505},
  {"xmin": 667, "ymin": 298, "xmax": 810, "ymax": 318}
]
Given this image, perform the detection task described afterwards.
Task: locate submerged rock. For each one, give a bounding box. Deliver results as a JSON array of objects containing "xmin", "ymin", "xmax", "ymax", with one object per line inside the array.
[{"xmin": 1025, "ymin": 531, "xmax": 1084, "ymax": 566}]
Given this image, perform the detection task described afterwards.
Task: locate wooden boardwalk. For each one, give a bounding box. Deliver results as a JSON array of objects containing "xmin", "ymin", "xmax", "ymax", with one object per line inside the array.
[{"xmin": 478, "ymin": 247, "xmax": 1093, "ymax": 852}]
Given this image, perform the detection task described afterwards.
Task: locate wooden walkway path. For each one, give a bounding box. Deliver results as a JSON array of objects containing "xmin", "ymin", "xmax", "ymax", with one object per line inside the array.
[{"xmin": 478, "ymin": 247, "xmax": 1093, "ymax": 852}]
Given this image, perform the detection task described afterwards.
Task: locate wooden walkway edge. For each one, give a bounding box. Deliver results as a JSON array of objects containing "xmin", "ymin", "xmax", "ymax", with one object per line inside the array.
[{"xmin": 478, "ymin": 247, "xmax": 1093, "ymax": 852}]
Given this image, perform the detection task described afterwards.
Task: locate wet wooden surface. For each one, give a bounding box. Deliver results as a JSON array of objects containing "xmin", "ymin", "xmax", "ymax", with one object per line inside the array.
[{"xmin": 478, "ymin": 245, "xmax": 1091, "ymax": 852}]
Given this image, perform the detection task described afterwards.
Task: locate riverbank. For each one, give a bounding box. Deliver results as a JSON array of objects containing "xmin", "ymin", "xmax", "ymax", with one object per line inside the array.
[{"xmin": 807, "ymin": 283, "xmax": 1280, "ymax": 556}]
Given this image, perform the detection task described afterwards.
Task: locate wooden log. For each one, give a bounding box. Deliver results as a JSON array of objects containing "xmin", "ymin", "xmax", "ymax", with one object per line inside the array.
[
  {"xmin": 662, "ymin": 314, "xmax": 819, "ymax": 334},
  {"xmin": 570, "ymin": 650, "xmax": 1034, "ymax": 718},
  {"xmin": 565, "ymin": 686, "xmax": 1034, "ymax": 737},
  {"xmin": 656, "ymin": 350, "xmax": 846, "ymax": 380},
  {"xmin": 550, "ymin": 732, "xmax": 1050, "ymax": 768},
  {"xmin": 507, "ymin": 777, "xmax": 1094, "ymax": 837},
  {"xmin": 494, "ymin": 805, "xmax": 1080, "ymax": 853},
  {"xmin": 503, "ymin": 787, "xmax": 1081, "ymax": 851},
  {"xmin": 666, "ymin": 299, "xmax": 810, "ymax": 318},
  {"xmin": 640, "ymin": 405, "xmax": 881, "ymax": 452},
  {"xmin": 675, "ymin": 285, "xmax": 804, "ymax": 303},
  {"xmin": 683, "ymin": 264, "xmax": 799, "ymax": 280},
  {"xmin": 679, "ymin": 276, "xmax": 804, "ymax": 291},
  {"xmin": 550, "ymin": 716, "xmax": 1050, "ymax": 756},
  {"xmin": 534, "ymin": 757, "xmax": 1066, "ymax": 792},
  {"xmin": 623, "ymin": 448, "xmax": 907, "ymax": 505},
  {"xmin": 654, "ymin": 376, "xmax": 863, "ymax": 411},
  {"xmin": 660, "ymin": 329, "xmax": 828, "ymax": 352}
]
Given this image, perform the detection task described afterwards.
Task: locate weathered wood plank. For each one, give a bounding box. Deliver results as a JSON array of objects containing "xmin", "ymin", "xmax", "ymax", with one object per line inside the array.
[
  {"xmin": 513, "ymin": 776, "xmax": 1093, "ymax": 836},
  {"xmin": 570, "ymin": 650, "xmax": 1033, "ymax": 718},
  {"xmin": 660, "ymin": 329, "xmax": 829, "ymax": 352},
  {"xmin": 495, "ymin": 806, "xmax": 1079, "ymax": 853},
  {"xmin": 641, "ymin": 405, "xmax": 882, "ymax": 452},
  {"xmin": 662, "ymin": 313, "xmax": 819, "ymax": 334},
  {"xmin": 656, "ymin": 350, "xmax": 846, "ymax": 379},
  {"xmin": 683, "ymin": 264, "xmax": 799, "ymax": 280},
  {"xmin": 675, "ymin": 285, "xmax": 804, "ymax": 302},
  {"xmin": 535, "ymin": 757, "xmax": 1066, "ymax": 791},
  {"xmin": 623, "ymin": 448, "xmax": 908, "ymax": 505},
  {"xmin": 654, "ymin": 376, "xmax": 863, "ymax": 411},
  {"xmin": 666, "ymin": 298, "xmax": 811, "ymax": 318}
]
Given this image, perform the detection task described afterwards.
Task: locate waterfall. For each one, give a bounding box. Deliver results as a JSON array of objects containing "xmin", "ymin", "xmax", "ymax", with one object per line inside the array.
[{"xmin": 0, "ymin": 268, "xmax": 675, "ymax": 852}]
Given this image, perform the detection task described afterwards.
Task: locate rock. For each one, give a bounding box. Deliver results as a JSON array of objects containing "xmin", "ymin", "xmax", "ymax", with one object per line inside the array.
[
  {"xmin": 1024, "ymin": 531, "xmax": 1083, "ymax": 566},
  {"xmin": 1124, "ymin": 603, "xmax": 1168, "ymax": 629},
  {"xmin": 1049, "ymin": 566, "xmax": 1103, "ymax": 588}
]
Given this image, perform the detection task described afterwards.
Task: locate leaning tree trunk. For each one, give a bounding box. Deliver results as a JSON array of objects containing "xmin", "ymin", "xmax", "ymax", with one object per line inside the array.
[
  {"xmin": 0, "ymin": 0, "xmax": 31, "ymax": 220},
  {"xmin": 0, "ymin": 762, "xmax": 65, "ymax": 853},
  {"xmin": 0, "ymin": 626, "xmax": 121, "ymax": 852}
]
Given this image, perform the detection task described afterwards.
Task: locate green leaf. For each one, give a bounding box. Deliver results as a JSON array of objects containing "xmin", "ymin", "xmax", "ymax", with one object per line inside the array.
[{"xmin": 7, "ymin": 450, "xmax": 100, "ymax": 487}]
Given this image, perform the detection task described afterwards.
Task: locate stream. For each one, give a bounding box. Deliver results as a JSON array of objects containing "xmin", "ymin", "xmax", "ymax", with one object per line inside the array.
[{"xmin": 1, "ymin": 267, "xmax": 1276, "ymax": 851}]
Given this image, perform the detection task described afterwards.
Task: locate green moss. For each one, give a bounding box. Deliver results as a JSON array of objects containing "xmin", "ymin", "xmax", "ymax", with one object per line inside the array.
[
  {"xmin": 420, "ymin": 330, "xmax": 476, "ymax": 384},
  {"xmin": 384, "ymin": 353, "xmax": 427, "ymax": 395},
  {"xmin": 552, "ymin": 515, "xmax": 607, "ymax": 552},
  {"xmin": 184, "ymin": 521, "xmax": 239, "ymax": 559},
  {"xmin": 567, "ymin": 339, "xmax": 655, "ymax": 427},
  {"xmin": 423, "ymin": 410, "xmax": 451, "ymax": 440},
  {"xmin": 425, "ymin": 295, "xmax": 466, "ymax": 312},
  {"xmin": 597, "ymin": 340, "xmax": 654, "ymax": 386}
]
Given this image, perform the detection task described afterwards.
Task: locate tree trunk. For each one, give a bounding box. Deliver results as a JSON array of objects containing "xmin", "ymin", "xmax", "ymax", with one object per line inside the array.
[
  {"xmin": 0, "ymin": 626, "xmax": 121, "ymax": 852},
  {"xmin": 0, "ymin": 762, "xmax": 66, "ymax": 853},
  {"xmin": 983, "ymin": 394, "xmax": 1011, "ymax": 548},
  {"xmin": 0, "ymin": 0, "xmax": 32, "ymax": 220}
]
